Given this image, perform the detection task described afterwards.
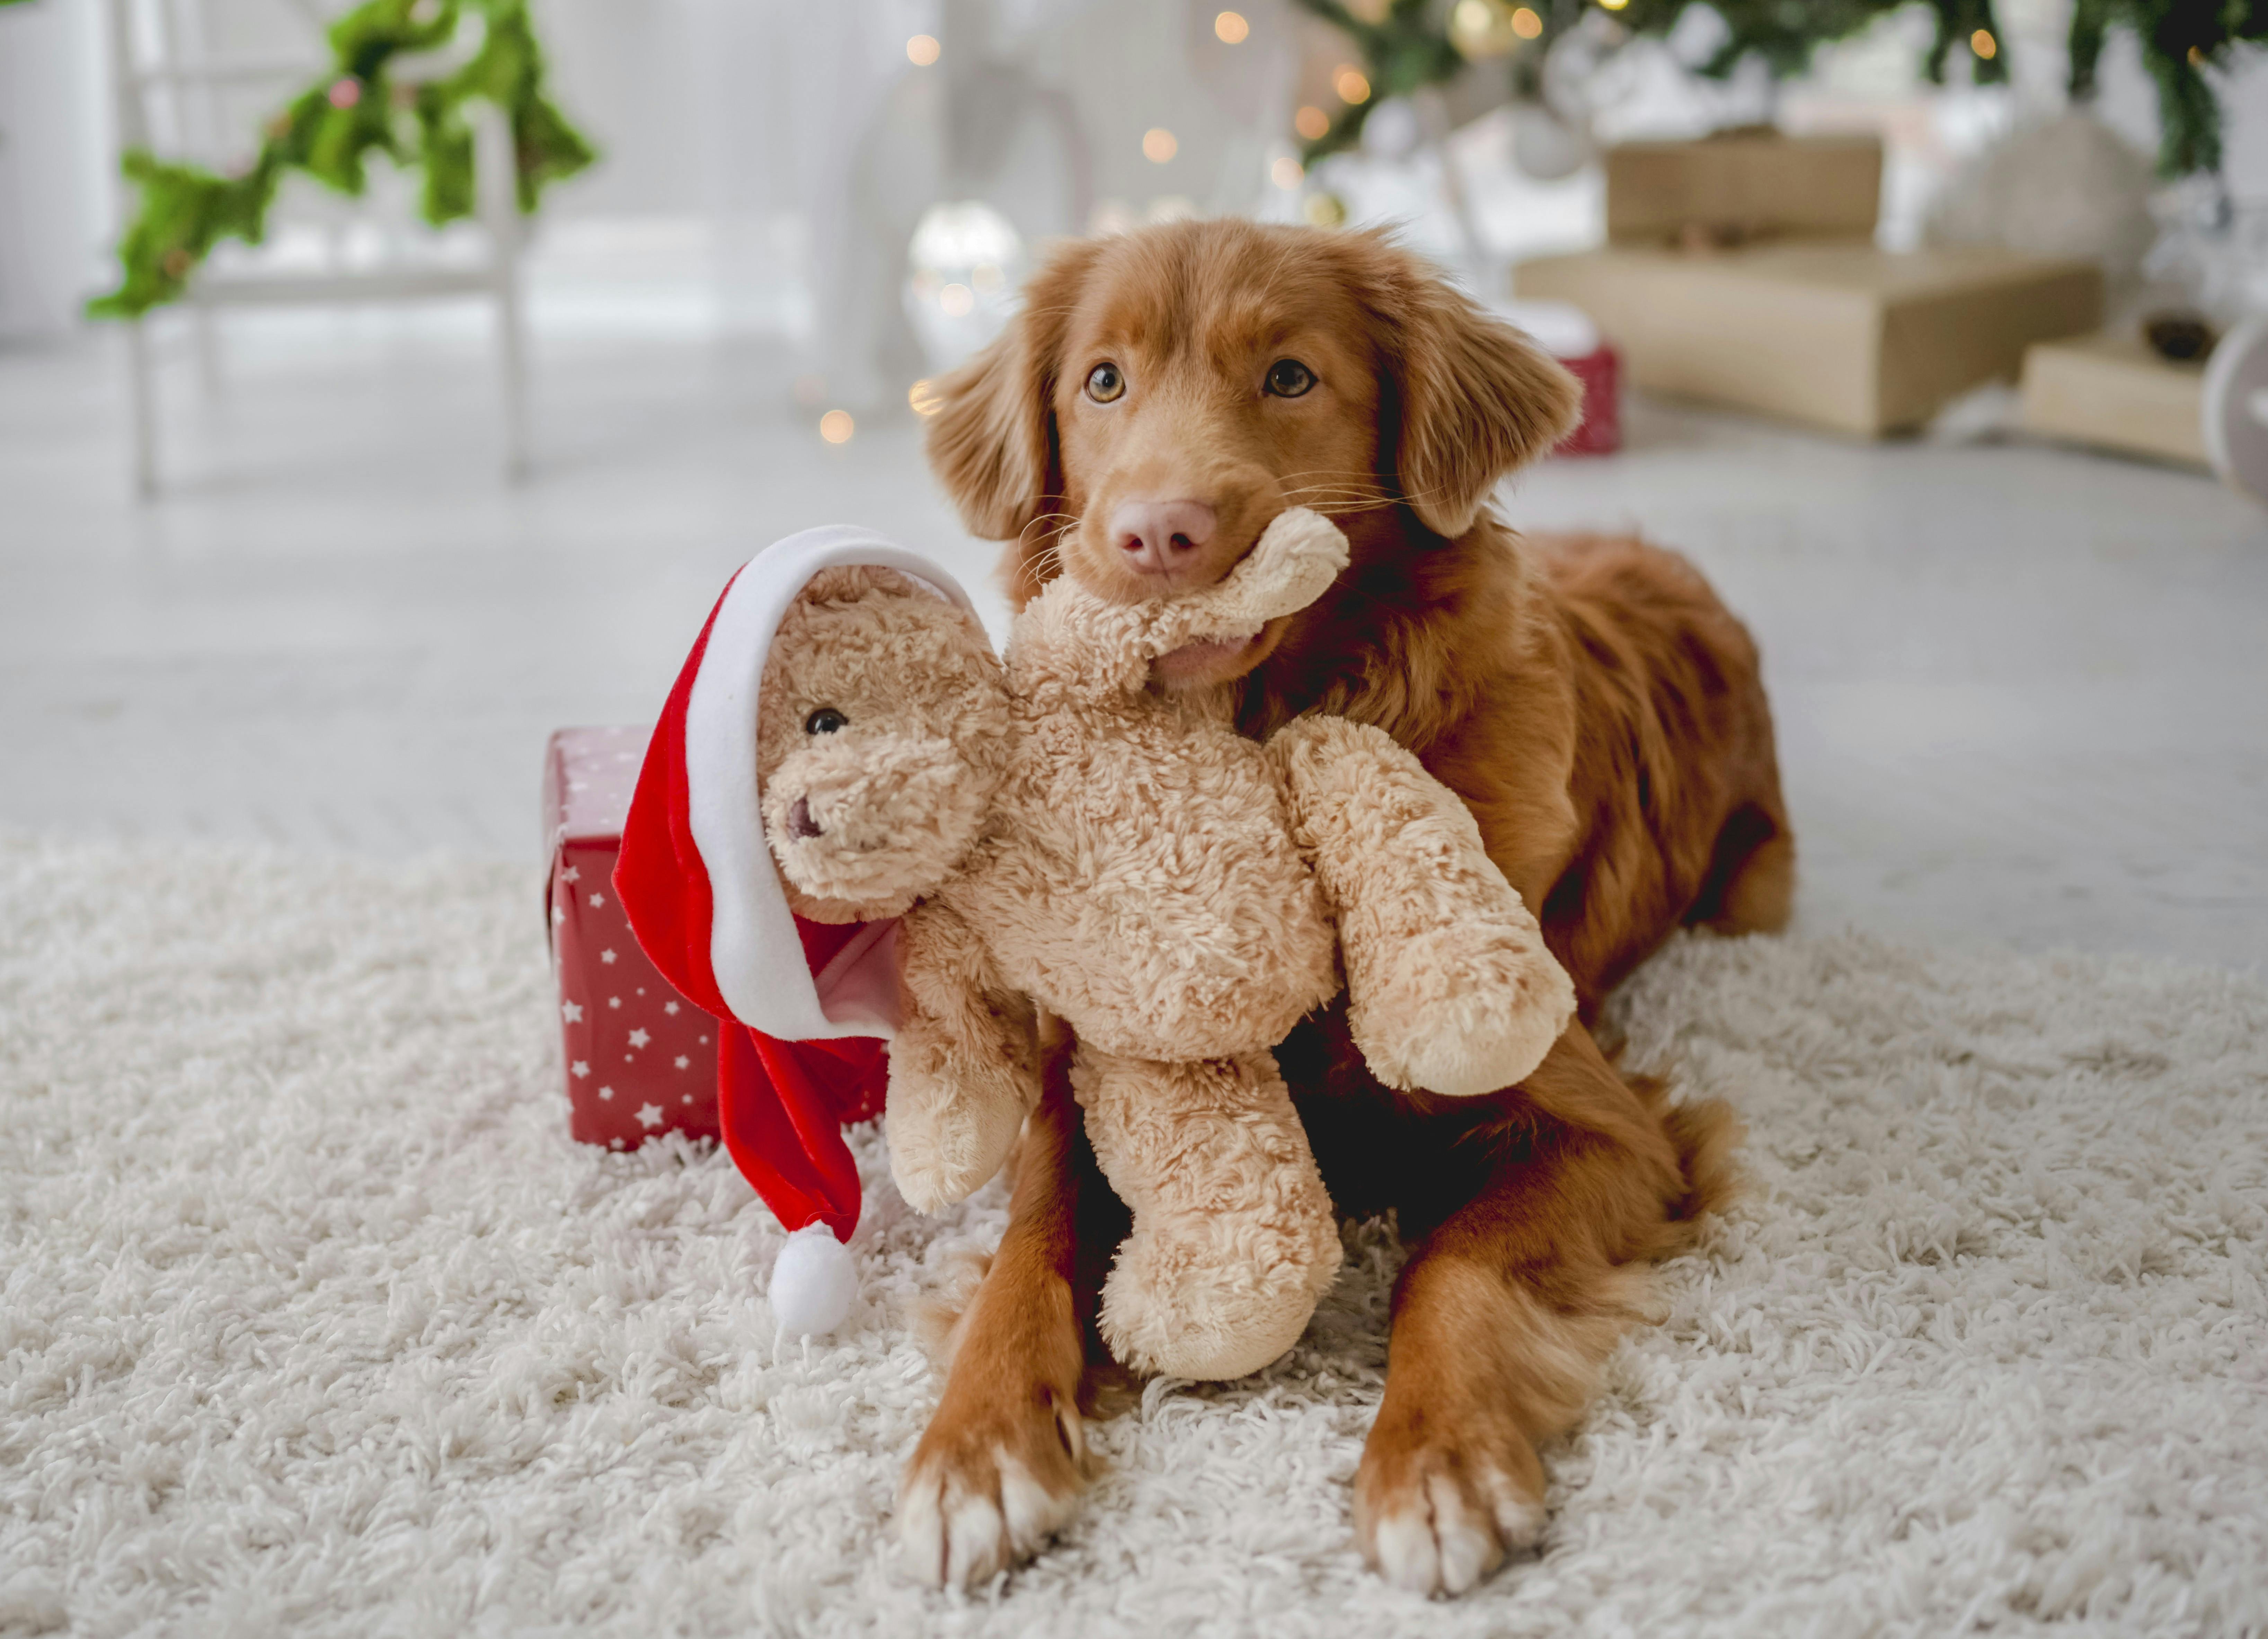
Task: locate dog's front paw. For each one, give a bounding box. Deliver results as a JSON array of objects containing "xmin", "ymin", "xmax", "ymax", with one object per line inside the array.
[
  {"xmin": 897, "ymin": 1374, "xmax": 1091, "ymax": 1587},
  {"xmin": 1353, "ymin": 1408, "xmax": 1545, "ymax": 1597}
]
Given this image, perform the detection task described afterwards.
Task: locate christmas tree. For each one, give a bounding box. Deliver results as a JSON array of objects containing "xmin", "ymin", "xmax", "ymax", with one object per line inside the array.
[
  {"xmin": 87, "ymin": 0, "xmax": 595, "ymax": 319},
  {"xmin": 1290, "ymin": 0, "xmax": 2263, "ymax": 179}
]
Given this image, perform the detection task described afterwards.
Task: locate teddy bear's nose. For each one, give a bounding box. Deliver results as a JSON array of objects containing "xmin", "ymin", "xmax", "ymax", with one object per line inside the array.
[{"xmin": 788, "ymin": 797, "xmax": 822, "ymax": 840}]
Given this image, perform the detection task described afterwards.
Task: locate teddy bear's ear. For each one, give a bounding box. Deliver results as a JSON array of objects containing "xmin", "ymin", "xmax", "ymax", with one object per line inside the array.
[{"xmin": 924, "ymin": 238, "xmax": 1104, "ymax": 578}]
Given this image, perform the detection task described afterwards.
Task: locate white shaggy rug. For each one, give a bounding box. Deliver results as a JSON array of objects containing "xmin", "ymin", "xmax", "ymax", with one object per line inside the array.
[{"xmin": 3, "ymin": 836, "xmax": 2265, "ymax": 1639}]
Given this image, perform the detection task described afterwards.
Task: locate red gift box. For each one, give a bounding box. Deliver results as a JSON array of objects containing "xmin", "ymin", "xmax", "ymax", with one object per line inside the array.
[
  {"xmin": 544, "ymin": 726, "xmax": 723, "ymax": 1150},
  {"xmin": 1555, "ymin": 344, "xmax": 1622, "ymax": 457}
]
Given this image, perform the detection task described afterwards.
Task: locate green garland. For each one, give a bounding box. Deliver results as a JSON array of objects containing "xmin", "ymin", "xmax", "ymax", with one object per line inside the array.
[
  {"xmin": 2069, "ymin": 0, "xmax": 2268, "ymax": 175},
  {"xmin": 1290, "ymin": 0, "xmax": 1470, "ymax": 158},
  {"xmin": 89, "ymin": 0, "xmax": 595, "ymax": 319},
  {"xmin": 1290, "ymin": 0, "xmax": 2262, "ymax": 178}
]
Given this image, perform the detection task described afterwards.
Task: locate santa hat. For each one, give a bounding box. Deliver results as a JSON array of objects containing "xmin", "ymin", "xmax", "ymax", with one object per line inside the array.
[{"xmin": 612, "ymin": 526, "xmax": 984, "ymax": 1335}]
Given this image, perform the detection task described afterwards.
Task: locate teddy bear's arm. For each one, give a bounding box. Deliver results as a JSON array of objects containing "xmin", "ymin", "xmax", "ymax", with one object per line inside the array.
[
  {"xmin": 1010, "ymin": 508, "xmax": 1351, "ymax": 703},
  {"xmin": 1266, "ymin": 716, "xmax": 1577, "ymax": 1098},
  {"xmin": 885, "ymin": 898, "xmax": 1045, "ymax": 1213}
]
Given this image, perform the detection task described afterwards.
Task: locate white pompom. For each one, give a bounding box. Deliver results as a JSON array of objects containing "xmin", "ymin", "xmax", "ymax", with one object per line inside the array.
[{"xmin": 770, "ymin": 1223, "xmax": 857, "ymax": 1338}]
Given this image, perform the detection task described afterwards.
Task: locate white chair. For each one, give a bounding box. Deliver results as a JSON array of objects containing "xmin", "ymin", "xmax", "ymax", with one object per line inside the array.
[{"xmin": 105, "ymin": 0, "xmax": 528, "ymax": 496}]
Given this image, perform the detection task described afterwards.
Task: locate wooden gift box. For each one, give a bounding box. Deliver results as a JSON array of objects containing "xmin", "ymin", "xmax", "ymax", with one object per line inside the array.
[
  {"xmin": 1604, "ymin": 132, "xmax": 1885, "ymax": 248},
  {"xmin": 1514, "ymin": 243, "xmax": 2105, "ymax": 438},
  {"xmin": 2019, "ymin": 330, "xmax": 2210, "ymax": 469}
]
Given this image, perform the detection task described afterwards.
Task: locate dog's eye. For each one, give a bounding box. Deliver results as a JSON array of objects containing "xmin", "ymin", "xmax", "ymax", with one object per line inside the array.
[
  {"xmin": 804, "ymin": 708, "xmax": 848, "ymax": 735},
  {"xmin": 1085, "ymin": 362, "xmax": 1125, "ymax": 404},
  {"xmin": 1265, "ymin": 358, "xmax": 1316, "ymax": 398}
]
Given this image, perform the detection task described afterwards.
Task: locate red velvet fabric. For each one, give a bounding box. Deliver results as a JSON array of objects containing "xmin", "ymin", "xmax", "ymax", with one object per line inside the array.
[
  {"xmin": 614, "ymin": 568, "xmax": 738, "ymax": 1022},
  {"xmin": 614, "ymin": 599, "xmax": 891, "ymax": 1240}
]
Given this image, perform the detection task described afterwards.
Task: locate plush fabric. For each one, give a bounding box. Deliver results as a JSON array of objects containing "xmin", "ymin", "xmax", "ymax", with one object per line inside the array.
[
  {"xmin": 755, "ymin": 509, "xmax": 1575, "ymax": 1378},
  {"xmin": 4, "ymin": 835, "xmax": 2264, "ymax": 1637}
]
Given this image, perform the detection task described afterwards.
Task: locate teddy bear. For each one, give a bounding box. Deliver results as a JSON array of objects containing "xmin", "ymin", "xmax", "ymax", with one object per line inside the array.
[{"xmin": 756, "ymin": 510, "xmax": 1576, "ymax": 1379}]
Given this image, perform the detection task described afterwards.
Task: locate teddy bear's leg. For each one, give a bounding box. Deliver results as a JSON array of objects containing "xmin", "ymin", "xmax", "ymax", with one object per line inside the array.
[
  {"xmin": 1267, "ymin": 716, "xmax": 1577, "ymax": 1098},
  {"xmin": 887, "ymin": 900, "xmax": 1043, "ymax": 1213},
  {"xmin": 1071, "ymin": 1045, "xmax": 1342, "ymax": 1380}
]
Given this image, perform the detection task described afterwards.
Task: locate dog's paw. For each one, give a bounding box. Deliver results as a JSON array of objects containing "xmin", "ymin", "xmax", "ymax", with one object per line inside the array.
[
  {"xmin": 897, "ymin": 1378, "xmax": 1091, "ymax": 1587},
  {"xmin": 1353, "ymin": 1415, "xmax": 1545, "ymax": 1597}
]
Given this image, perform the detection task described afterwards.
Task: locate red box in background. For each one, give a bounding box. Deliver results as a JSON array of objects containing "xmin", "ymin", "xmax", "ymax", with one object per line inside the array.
[
  {"xmin": 1555, "ymin": 344, "xmax": 1622, "ymax": 457},
  {"xmin": 543, "ymin": 726, "xmax": 722, "ymax": 1150}
]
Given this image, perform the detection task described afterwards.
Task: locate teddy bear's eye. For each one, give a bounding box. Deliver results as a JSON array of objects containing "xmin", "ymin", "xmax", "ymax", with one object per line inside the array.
[{"xmin": 805, "ymin": 708, "xmax": 848, "ymax": 735}]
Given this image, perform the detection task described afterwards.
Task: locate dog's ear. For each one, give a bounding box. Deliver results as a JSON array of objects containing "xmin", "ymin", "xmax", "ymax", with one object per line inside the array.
[
  {"xmin": 924, "ymin": 237, "xmax": 1104, "ymax": 549},
  {"xmin": 1356, "ymin": 234, "xmax": 1583, "ymax": 539}
]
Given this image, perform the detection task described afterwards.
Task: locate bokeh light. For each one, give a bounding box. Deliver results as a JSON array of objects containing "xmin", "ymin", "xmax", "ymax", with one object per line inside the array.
[
  {"xmin": 906, "ymin": 34, "xmax": 940, "ymax": 65},
  {"xmin": 1143, "ymin": 127, "xmax": 1178, "ymax": 163},
  {"xmin": 1214, "ymin": 11, "xmax": 1249, "ymax": 44},
  {"xmin": 819, "ymin": 410, "xmax": 854, "ymax": 443}
]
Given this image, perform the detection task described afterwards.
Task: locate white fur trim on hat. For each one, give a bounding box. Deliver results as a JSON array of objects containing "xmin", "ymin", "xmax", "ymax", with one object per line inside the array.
[{"xmin": 682, "ymin": 525, "xmax": 978, "ymax": 1042}]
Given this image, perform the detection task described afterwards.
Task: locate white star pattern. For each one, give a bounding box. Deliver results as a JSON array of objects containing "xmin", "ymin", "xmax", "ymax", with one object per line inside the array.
[
  {"xmin": 636, "ymin": 1103, "xmax": 664, "ymax": 1129},
  {"xmin": 561, "ymin": 1000, "xmax": 583, "ymax": 1022},
  {"xmin": 682, "ymin": 1095, "xmax": 693, "ymax": 1104},
  {"xmin": 570, "ymin": 1061, "xmax": 590, "ymax": 1079},
  {"xmin": 599, "ymin": 1086, "xmax": 614, "ymax": 1101},
  {"xmin": 609, "ymin": 997, "xmax": 621, "ymax": 1009},
  {"xmin": 627, "ymin": 1028, "xmax": 650, "ymax": 1049},
  {"xmin": 674, "ymin": 1055, "xmax": 690, "ymax": 1070},
  {"xmin": 663, "ymin": 1001, "xmax": 680, "ymax": 1016},
  {"xmin": 609, "ymin": 1138, "xmax": 624, "ymax": 1151},
  {"xmin": 551, "ymin": 904, "xmax": 565, "ymax": 925},
  {"xmin": 562, "ymin": 866, "xmax": 581, "ymax": 884},
  {"xmin": 699, "ymin": 1035, "xmax": 709, "ymax": 1045},
  {"xmin": 600, "ymin": 949, "xmax": 618, "ymax": 965},
  {"xmin": 587, "ymin": 892, "xmax": 605, "ymax": 909}
]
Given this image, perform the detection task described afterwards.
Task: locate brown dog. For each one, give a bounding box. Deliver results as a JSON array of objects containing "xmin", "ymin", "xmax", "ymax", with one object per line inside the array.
[{"xmin": 901, "ymin": 220, "xmax": 1791, "ymax": 1594}]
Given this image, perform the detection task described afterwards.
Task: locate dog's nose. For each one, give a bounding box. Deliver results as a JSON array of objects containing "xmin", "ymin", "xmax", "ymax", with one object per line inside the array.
[{"xmin": 1110, "ymin": 499, "xmax": 1216, "ymax": 574}]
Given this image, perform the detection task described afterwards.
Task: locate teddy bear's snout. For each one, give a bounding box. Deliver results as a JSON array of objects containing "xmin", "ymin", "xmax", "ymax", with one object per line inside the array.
[{"xmin": 762, "ymin": 732, "xmax": 997, "ymax": 913}]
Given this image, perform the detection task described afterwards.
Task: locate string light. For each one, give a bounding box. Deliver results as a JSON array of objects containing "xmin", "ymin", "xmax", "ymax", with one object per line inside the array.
[
  {"xmin": 1511, "ymin": 8, "xmax": 1543, "ymax": 38},
  {"xmin": 909, "ymin": 381, "xmax": 942, "ymax": 416},
  {"xmin": 1271, "ymin": 156, "xmax": 1303, "ymax": 189},
  {"xmin": 1970, "ymin": 27, "xmax": 1995, "ymax": 58},
  {"xmin": 938, "ymin": 282, "xmax": 974, "ymax": 316},
  {"xmin": 906, "ymin": 34, "xmax": 939, "ymax": 65},
  {"xmin": 1294, "ymin": 105, "xmax": 1329, "ymax": 140},
  {"xmin": 1143, "ymin": 127, "xmax": 1178, "ymax": 163},
  {"xmin": 1214, "ymin": 10, "xmax": 1249, "ymax": 43},
  {"xmin": 819, "ymin": 410, "xmax": 854, "ymax": 443},
  {"xmin": 1334, "ymin": 65, "xmax": 1371, "ymax": 103},
  {"xmin": 1450, "ymin": 0, "xmax": 1518, "ymax": 57},
  {"xmin": 1599, "ymin": 0, "xmax": 1628, "ymax": 9}
]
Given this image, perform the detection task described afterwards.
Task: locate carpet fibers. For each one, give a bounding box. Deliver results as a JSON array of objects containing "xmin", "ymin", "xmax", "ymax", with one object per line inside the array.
[{"xmin": 3, "ymin": 836, "xmax": 2264, "ymax": 1638}]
